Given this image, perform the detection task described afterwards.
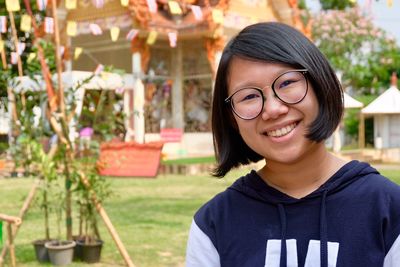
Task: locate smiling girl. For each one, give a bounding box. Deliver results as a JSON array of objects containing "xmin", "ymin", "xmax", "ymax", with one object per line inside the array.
[{"xmin": 186, "ymin": 22, "xmax": 400, "ymax": 267}]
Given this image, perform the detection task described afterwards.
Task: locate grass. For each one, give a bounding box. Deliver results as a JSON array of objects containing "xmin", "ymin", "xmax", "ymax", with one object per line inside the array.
[{"xmin": 0, "ymin": 165, "xmax": 399, "ymax": 267}]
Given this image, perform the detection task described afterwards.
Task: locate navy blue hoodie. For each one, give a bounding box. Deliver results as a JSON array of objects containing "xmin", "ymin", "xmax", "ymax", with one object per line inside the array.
[{"xmin": 186, "ymin": 160, "xmax": 400, "ymax": 266}]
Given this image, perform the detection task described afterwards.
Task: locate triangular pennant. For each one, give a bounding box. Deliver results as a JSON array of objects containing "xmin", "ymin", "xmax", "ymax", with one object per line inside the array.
[
  {"xmin": 27, "ymin": 52, "xmax": 36, "ymax": 63},
  {"xmin": 126, "ymin": 29, "xmax": 139, "ymax": 41},
  {"xmin": 146, "ymin": 31, "xmax": 158, "ymax": 45},
  {"xmin": 20, "ymin": 15, "xmax": 32, "ymax": 32},
  {"xmin": 74, "ymin": 47, "xmax": 83, "ymax": 60},
  {"xmin": 168, "ymin": 1, "xmax": 182, "ymax": 15},
  {"xmin": 89, "ymin": 23, "xmax": 102, "ymax": 35},
  {"xmin": 0, "ymin": 16, "xmax": 7, "ymax": 33},
  {"xmin": 44, "ymin": 17, "xmax": 54, "ymax": 34},
  {"xmin": 58, "ymin": 46, "xmax": 65, "ymax": 57},
  {"xmin": 212, "ymin": 9, "xmax": 224, "ymax": 24},
  {"xmin": 146, "ymin": 0, "xmax": 157, "ymax": 13},
  {"xmin": 110, "ymin": 27, "xmax": 120, "ymax": 41},
  {"xmin": 93, "ymin": 0, "xmax": 105, "ymax": 8},
  {"xmin": 168, "ymin": 31, "xmax": 177, "ymax": 48},
  {"xmin": 190, "ymin": 5, "xmax": 203, "ymax": 21},
  {"xmin": 17, "ymin": 42, "xmax": 26, "ymax": 55},
  {"xmin": 11, "ymin": 52, "xmax": 18, "ymax": 64},
  {"xmin": 120, "ymin": 0, "xmax": 129, "ymax": 6},
  {"xmin": 66, "ymin": 0, "xmax": 77, "ymax": 9},
  {"xmin": 67, "ymin": 21, "xmax": 77, "ymax": 36},
  {"xmin": 94, "ymin": 64, "xmax": 104, "ymax": 75},
  {"xmin": 37, "ymin": 0, "xmax": 48, "ymax": 10},
  {"xmin": 6, "ymin": 0, "xmax": 21, "ymax": 12},
  {"xmin": 387, "ymin": 0, "xmax": 393, "ymax": 7}
]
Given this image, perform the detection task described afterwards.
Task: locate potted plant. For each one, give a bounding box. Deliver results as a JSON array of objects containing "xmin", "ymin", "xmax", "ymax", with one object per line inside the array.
[
  {"xmin": 74, "ymin": 158, "xmax": 111, "ymax": 263},
  {"xmin": 44, "ymin": 177, "xmax": 76, "ymax": 266}
]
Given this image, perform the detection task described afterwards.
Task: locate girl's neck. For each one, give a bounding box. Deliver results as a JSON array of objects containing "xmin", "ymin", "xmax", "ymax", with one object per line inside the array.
[{"xmin": 258, "ymin": 145, "xmax": 348, "ymax": 199}]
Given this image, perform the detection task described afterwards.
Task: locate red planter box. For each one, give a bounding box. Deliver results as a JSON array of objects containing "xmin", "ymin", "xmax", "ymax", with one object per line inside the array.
[{"xmin": 97, "ymin": 141, "xmax": 164, "ymax": 177}]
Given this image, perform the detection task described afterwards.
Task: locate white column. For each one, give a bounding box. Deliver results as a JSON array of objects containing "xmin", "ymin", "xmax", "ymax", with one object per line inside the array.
[
  {"xmin": 132, "ymin": 52, "xmax": 145, "ymax": 143},
  {"xmin": 171, "ymin": 44, "xmax": 184, "ymax": 129}
]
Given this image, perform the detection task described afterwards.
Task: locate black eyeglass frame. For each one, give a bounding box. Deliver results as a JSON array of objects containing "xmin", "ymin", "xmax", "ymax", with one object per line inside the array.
[{"xmin": 224, "ymin": 69, "xmax": 309, "ymax": 120}]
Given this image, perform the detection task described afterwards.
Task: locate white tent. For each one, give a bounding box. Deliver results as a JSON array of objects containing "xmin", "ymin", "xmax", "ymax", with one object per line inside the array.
[
  {"xmin": 361, "ymin": 84, "xmax": 400, "ymax": 148},
  {"xmin": 8, "ymin": 71, "xmax": 147, "ymax": 143},
  {"xmin": 344, "ymin": 92, "xmax": 363, "ymax": 109}
]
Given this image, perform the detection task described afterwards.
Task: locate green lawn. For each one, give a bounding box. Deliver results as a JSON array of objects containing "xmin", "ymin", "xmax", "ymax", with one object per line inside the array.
[{"xmin": 0, "ymin": 165, "xmax": 399, "ymax": 267}]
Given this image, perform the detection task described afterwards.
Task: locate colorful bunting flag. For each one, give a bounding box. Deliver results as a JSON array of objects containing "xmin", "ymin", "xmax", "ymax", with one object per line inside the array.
[
  {"xmin": 126, "ymin": 29, "xmax": 139, "ymax": 41},
  {"xmin": 58, "ymin": 46, "xmax": 65, "ymax": 57},
  {"xmin": 74, "ymin": 47, "xmax": 83, "ymax": 60},
  {"xmin": 0, "ymin": 16, "xmax": 7, "ymax": 33},
  {"xmin": 44, "ymin": 17, "xmax": 54, "ymax": 34},
  {"xmin": 168, "ymin": 31, "xmax": 177, "ymax": 48},
  {"xmin": 67, "ymin": 21, "xmax": 77, "ymax": 36},
  {"xmin": 66, "ymin": 0, "xmax": 77, "ymax": 9},
  {"xmin": 94, "ymin": 64, "xmax": 104, "ymax": 75},
  {"xmin": 212, "ymin": 9, "xmax": 224, "ymax": 24},
  {"xmin": 37, "ymin": 0, "xmax": 48, "ymax": 11},
  {"xmin": 20, "ymin": 15, "xmax": 32, "ymax": 32},
  {"xmin": 27, "ymin": 52, "xmax": 36, "ymax": 63},
  {"xmin": 17, "ymin": 42, "xmax": 26, "ymax": 55},
  {"xmin": 190, "ymin": 5, "xmax": 203, "ymax": 21},
  {"xmin": 120, "ymin": 0, "xmax": 129, "ymax": 6},
  {"xmin": 6, "ymin": 0, "xmax": 21, "ymax": 12},
  {"xmin": 116, "ymin": 87, "xmax": 124, "ymax": 94},
  {"xmin": 168, "ymin": 1, "xmax": 182, "ymax": 15},
  {"xmin": 110, "ymin": 27, "xmax": 120, "ymax": 41},
  {"xmin": 387, "ymin": 0, "xmax": 393, "ymax": 7},
  {"xmin": 93, "ymin": 0, "xmax": 105, "ymax": 8},
  {"xmin": 146, "ymin": 31, "xmax": 158, "ymax": 45},
  {"xmin": 146, "ymin": 0, "xmax": 158, "ymax": 13},
  {"xmin": 11, "ymin": 52, "xmax": 18, "ymax": 65},
  {"xmin": 89, "ymin": 23, "xmax": 102, "ymax": 35}
]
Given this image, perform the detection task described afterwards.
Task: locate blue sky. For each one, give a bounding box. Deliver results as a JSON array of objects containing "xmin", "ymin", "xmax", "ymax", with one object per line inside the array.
[{"xmin": 307, "ymin": 0, "xmax": 400, "ymax": 43}]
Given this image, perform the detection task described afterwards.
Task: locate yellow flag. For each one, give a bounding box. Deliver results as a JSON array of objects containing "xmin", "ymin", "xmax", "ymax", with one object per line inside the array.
[
  {"xmin": 121, "ymin": 0, "xmax": 129, "ymax": 6},
  {"xmin": 74, "ymin": 47, "xmax": 83, "ymax": 60},
  {"xmin": 6, "ymin": 0, "xmax": 21, "ymax": 11},
  {"xmin": 67, "ymin": 21, "xmax": 77, "ymax": 36},
  {"xmin": 0, "ymin": 40, "xmax": 4, "ymax": 53},
  {"xmin": 66, "ymin": 0, "xmax": 77, "ymax": 9},
  {"xmin": 387, "ymin": 0, "xmax": 393, "ymax": 7},
  {"xmin": 168, "ymin": 1, "xmax": 182, "ymax": 15},
  {"xmin": 110, "ymin": 27, "xmax": 120, "ymax": 42},
  {"xmin": 20, "ymin": 15, "xmax": 32, "ymax": 32},
  {"xmin": 27, "ymin": 52, "xmax": 36, "ymax": 63},
  {"xmin": 212, "ymin": 9, "xmax": 224, "ymax": 24},
  {"xmin": 146, "ymin": 31, "xmax": 158, "ymax": 45}
]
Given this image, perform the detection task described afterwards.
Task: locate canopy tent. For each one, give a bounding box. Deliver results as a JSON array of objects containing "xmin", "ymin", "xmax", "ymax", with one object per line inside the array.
[
  {"xmin": 8, "ymin": 71, "xmax": 146, "ymax": 142},
  {"xmin": 344, "ymin": 92, "xmax": 363, "ymax": 109},
  {"xmin": 361, "ymin": 74, "xmax": 400, "ymax": 149}
]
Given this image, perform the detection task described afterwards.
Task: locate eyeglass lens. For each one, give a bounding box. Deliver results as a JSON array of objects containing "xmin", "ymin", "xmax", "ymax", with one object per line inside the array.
[{"xmin": 230, "ymin": 71, "xmax": 307, "ymax": 119}]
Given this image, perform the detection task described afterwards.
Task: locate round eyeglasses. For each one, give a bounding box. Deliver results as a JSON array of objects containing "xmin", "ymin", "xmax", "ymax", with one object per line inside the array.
[{"xmin": 225, "ymin": 69, "xmax": 308, "ymax": 120}]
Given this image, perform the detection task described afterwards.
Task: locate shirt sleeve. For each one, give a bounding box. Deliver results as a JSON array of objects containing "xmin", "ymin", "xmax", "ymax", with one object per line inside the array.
[{"xmin": 186, "ymin": 219, "xmax": 221, "ymax": 267}]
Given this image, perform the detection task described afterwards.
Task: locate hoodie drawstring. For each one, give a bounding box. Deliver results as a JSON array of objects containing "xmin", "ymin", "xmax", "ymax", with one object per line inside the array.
[
  {"xmin": 278, "ymin": 204, "xmax": 287, "ymax": 267},
  {"xmin": 320, "ymin": 190, "xmax": 328, "ymax": 267},
  {"xmin": 277, "ymin": 190, "xmax": 329, "ymax": 267}
]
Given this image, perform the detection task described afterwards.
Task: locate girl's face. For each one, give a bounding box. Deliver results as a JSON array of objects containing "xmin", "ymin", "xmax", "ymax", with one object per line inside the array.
[{"xmin": 227, "ymin": 57, "xmax": 321, "ymax": 165}]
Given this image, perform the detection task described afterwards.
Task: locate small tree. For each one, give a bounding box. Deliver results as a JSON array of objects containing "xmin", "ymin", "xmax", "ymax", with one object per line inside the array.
[{"xmin": 312, "ymin": 8, "xmax": 400, "ymax": 94}]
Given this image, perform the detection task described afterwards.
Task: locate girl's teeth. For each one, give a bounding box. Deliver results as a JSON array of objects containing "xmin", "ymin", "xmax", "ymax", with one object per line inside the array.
[{"xmin": 268, "ymin": 123, "xmax": 296, "ymax": 137}]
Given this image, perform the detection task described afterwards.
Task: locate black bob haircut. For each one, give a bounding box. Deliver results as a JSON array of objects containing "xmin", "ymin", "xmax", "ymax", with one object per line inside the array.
[{"xmin": 212, "ymin": 22, "xmax": 343, "ymax": 177}]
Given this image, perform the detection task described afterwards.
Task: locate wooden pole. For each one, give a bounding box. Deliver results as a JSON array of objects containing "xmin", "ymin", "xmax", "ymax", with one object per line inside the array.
[
  {"xmin": 8, "ymin": 12, "xmax": 23, "ymax": 77},
  {"xmin": 79, "ymin": 173, "xmax": 136, "ymax": 267},
  {"xmin": 358, "ymin": 112, "xmax": 365, "ymax": 149},
  {"xmin": 0, "ymin": 180, "xmax": 39, "ymax": 260},
  {"xmin": 0, "ymin": 34, "xmax": 7, "ymax": 69},
  {"xmin": 7, "ymin": 223, "xmax": 16, "ymax": 267}
]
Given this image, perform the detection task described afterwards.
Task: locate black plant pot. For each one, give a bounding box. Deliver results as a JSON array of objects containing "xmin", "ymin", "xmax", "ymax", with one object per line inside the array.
[
  {"xmin": 32, "ymin": 239, "xmax": 51, "ymax": 263},
  {"xmin": 76, "ymin": 239, "xmax": 103, "ymax": 263}
]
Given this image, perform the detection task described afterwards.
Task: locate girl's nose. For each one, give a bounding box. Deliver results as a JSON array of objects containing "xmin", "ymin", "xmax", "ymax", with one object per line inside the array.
[{"xmin": 260, "ymin": 90, "xmax": 289, "ymax": 120}]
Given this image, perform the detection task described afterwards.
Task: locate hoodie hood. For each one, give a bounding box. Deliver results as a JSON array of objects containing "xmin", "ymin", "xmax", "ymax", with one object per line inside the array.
[
  {"xmin": 228, "ymin": 160, "xmax": 379, "ymax": 204},
  {"xmin": 228, "ymin": 160, "xmax": 379, "ymax": 267}
]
